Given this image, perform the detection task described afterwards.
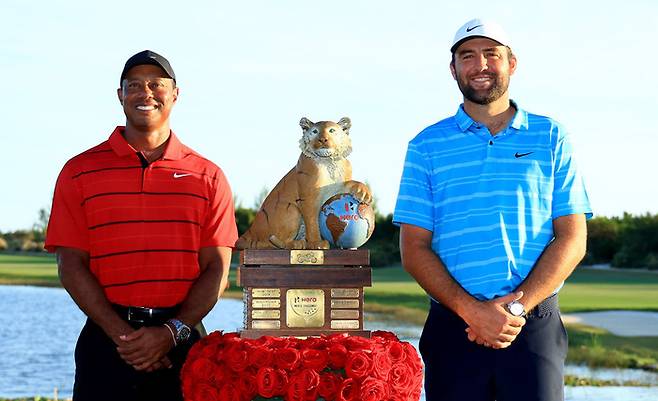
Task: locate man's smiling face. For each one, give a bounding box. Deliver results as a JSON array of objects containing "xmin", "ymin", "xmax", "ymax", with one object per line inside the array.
[
  {"xmin": 117, "ymin": 64, "xmax": 178, "ymax": 131},
  {"xmin": 450, "ymin": 37, "xmax": 516, "ymax": 105}
]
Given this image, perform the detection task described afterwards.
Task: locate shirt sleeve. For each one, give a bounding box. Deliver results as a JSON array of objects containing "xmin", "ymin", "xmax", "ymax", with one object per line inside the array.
[
  {"xmin": 44, "ymin": 162, "xmax": 90, "ymax": 253},
  {"xmin": 552, "ymin": 126, "xmax": 593, "ymax": 219},
  {"xmin": 200, "ymin": 167, "xmax": 238, "ymax": 248},
  {"xmin": 393, "ymin": 141, "xmax": 435, "ymax": 231}
]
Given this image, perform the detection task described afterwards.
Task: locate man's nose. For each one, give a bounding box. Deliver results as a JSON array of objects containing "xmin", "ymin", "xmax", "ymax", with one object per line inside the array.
[{"xmin": 476, "ymin": 54, "xmax": 489, "ymax": 70}]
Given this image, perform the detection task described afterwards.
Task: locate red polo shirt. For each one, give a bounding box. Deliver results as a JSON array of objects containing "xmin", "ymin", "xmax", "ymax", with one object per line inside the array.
[{"xmin": 45, "ymin": 127, "xmax": 238, "ymax": 307}]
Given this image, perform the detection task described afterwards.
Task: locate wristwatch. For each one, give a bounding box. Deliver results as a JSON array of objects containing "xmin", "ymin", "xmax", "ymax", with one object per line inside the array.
[
  {"xmin": 167, "ymin": 318, "xmax": 192, "ymax": 344},
  {"xmin": 506, "ymin": 300, "xmax": 526, "ymax": 317}
]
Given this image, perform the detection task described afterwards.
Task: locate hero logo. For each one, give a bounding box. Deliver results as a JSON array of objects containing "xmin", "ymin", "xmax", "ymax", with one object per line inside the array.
[
  {"xmin": 295, "ymin": 296, "xmax": 318, "ymax": 303},
  {"xmin": 340, "ymin": 201, "xmax": 360, "ymax": 221}
]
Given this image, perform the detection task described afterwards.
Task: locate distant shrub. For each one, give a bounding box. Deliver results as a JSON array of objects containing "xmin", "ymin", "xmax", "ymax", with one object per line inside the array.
[{"xmin": 0, "ymin": 237, "xmax": 7, "ymax": 251}]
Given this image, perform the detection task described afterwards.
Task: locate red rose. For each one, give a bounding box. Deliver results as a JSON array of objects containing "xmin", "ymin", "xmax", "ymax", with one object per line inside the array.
[
  {"xmin": 372, "ymin": 330, "xmax": 399, "ymax": 342},
  {"xmin": 286, "ymin": 369, "xmax": 320, "ymax": 401},
  {"xmin": 388, "ymin": 363, "xmax": 413, "ymax": 393},
  {"xmin": 247, "ymin": 344, "xmax": 273, "ymax": 368},
  {"xmin": 387, "ymin": 341, "xmax": 406, "ymax": 364},
  {"xmin": 344, "ymin": 351, "xmax": 373, "ymax": 379},
  {"xmin": 191, "ymin": 382, "xmax": 218, "ymax": 401},
  {"xmin": 343, "ymin": 335, "xmax": 374, "ymax": 352},
  {"xmin": 301, "ymin": 347, "xmax": 329, "ymax": 371},
  {"xmin": 403, "ymin": 342, "xmax": 423, "ymax": 371},
  {"xmin": 274, "ymin": 347, "xmax": 301, "ymax": 370},
  {"xmin": 256, "ymin": 367, "xmax": 288, "ymax": 398},
  {"xmin": 328, "ymin": 343, "xmax": 348, "ymax": 369},
  {"xmin": 189, "ymin": 357, "xmax": 216, "ymax": 382},
  {"xmin": 217, "ymin": 383, "xmax": 241, "ymax": 401},
  {"xmin": 318, "ymin": 372, "xmax": 342, "ymax": 401},
  {"xmin": 337, "ymin": 378, "xmax": 360, "ymax": 401},
  {"xmin": 223, "ymin": 343, "xmax": 249, "ymax": 372},
  {"xmin": 372, "ymin": 349, "xmax": 392, "ymax": 380},
  {"xmin": 237, "ymin": 370, "xmax": 258, "ymax": 400},
  {"xmin": 359, "ymin": 377, "xmax": 389, "ymax": 401}
]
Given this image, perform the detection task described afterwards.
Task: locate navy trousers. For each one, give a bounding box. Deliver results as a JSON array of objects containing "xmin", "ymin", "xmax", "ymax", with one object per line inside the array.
[
  {"xmin": 419, "ymin": 300, "xmax": 567, "ymax": 401},
  {"xmin": 72, "ymin": 318, "xmax": 200, "ymax": 401}
]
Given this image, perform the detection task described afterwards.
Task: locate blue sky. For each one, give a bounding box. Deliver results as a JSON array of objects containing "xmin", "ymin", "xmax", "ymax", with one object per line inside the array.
[{"xmin": 1, "ymin": 0, "xmax": 657, "ymax": 232}]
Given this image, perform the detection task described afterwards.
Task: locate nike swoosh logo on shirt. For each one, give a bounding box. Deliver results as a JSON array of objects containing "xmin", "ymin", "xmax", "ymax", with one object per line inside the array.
[
  {"xmin": 466, "ymin": 25, "xmax": 482, "ymax": 32},
  {"xmin": 514, "ymin": 152, "xmax": 534, "ymax": 158},
  {"xmin": 173, "ymin": 173, "xmax": 192, "ymax": 178}
]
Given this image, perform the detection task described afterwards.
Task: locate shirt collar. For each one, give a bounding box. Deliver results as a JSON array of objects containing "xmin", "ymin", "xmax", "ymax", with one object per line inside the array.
[
  {"xmin": 454, "ymin": 100, "xmax": 529, "ymax": 132},
  {"xmin": 108, "ymin": 126, "xmax": 186, "ymax": 160}
]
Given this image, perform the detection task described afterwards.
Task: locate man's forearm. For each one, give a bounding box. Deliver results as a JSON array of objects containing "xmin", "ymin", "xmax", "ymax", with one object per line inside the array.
[
  {"xmin": 175, "ymin": 247, "xmax": 232, "ymax": 326},
  {"xmin": 56, "ymin": 248, "xmax": 132, "ymax": 342},
  {"xmin": 517, "ymin": 214, "xmax": 587, "ymax": 310}
]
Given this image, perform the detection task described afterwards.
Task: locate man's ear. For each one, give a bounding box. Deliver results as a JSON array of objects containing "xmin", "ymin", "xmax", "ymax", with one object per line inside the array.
[
  {"xmin": 117, "ymin": 88, "xmax": 124, "ymax": 105},
  {"xmin": 449, "ymin": 61, "xmax": 457, "ymax": 80},
  {"xmin": 508, "ymin": 54, "xmax": 517, "ymax": 76},
  {"xmin": 172, "ymin": 87, "xmax": 179, "ymax": 103}
]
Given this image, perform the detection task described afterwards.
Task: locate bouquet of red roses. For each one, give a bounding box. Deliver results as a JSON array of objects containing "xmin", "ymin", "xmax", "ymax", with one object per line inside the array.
[{"xmin": 181, "ymin": 330, "xmax": 423, "ymax": 401}]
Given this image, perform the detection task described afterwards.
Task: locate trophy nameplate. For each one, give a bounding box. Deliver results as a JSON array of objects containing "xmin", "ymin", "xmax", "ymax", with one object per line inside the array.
[
  {"xmin": 331, "ymin": 299, "xmax": 360, "ymax": 309},
  {"xmin": 331, "ymin": 288, "xmax": 360, "ymax": 298},
  {"xmin": 286, "ymin": 289, "xmax": 325, "ymax": 328},
  {"xmin": 252, "ymin": 288, "xmax": 281, "ymax": 298},
  {"xmin": 252, "ymin": 310, "xmax": 281, "ymax": 319},
  {"xmin": 331, "ymin": 309, "xmax": 360, "ymax": 319},
  {"xmin": 239, "ymin": 249, "xmax": 371, "ymax": 338},
  {"xmin": 252, "ymin": 299, "xmax": 281, "ymax": 308}
]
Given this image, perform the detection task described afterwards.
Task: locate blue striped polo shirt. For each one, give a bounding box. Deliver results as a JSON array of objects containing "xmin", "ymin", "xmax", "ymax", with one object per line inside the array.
[{"xmin": 393, "ymin": 102, "xmax": 592, "ymax": 300}]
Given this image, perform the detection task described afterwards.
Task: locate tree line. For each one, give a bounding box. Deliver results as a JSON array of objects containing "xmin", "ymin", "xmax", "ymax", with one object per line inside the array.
[{"xmin": 2, "ymin": 208, "xmax": 657, "ymax": 270}]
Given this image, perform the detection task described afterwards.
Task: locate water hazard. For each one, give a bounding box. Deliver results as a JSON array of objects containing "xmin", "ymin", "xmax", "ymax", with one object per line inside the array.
[{"xmin": 1, "ymin": 285, "xmax": 656, "ymax": 400}]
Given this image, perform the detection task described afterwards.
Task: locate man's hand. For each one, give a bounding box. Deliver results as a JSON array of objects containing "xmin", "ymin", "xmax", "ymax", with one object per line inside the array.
[
  {"xmin": 462, "ymin": 291, "xmax": 526, "ymax": 349},
  {"xmin": 116, "ymin": 326, "xmax": 175, "ymax": 371}
]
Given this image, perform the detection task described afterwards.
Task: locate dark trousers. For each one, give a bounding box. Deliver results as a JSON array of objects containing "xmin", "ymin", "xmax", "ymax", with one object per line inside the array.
[
  {"xmin": 420, "ymin": 299, "xmax": 567, "ymax": 401},
  {"xmin": 72, "ymin": 318, "xmax": 200, "ymax": 401}
]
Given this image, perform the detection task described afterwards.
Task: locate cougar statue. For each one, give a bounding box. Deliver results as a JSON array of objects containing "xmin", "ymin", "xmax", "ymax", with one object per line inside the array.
[{"xmin": 235, "ymin": 117, "xmax": 372, "ymax": 249}]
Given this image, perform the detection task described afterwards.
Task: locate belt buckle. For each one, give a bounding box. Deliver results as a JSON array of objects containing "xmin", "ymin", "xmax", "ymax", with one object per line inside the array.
[{"xmin": 127, "ymin": 307, "xmax": 146, "ymax": 324}]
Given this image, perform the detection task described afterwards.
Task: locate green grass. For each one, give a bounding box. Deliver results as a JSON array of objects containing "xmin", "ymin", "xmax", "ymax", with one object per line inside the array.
[{"xmin": 0, "ymin": 253, "xmax": 60, "ymax": 286}]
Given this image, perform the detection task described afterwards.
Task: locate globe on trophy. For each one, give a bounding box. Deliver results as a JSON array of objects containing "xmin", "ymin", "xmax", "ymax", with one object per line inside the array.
[
  {"xmin": 319, "ymin": 193, "xmax": 375, "ymax": 249},
  {"xmin": 235, "ymin": 116, "xmax": 375, "ymax": 338}
]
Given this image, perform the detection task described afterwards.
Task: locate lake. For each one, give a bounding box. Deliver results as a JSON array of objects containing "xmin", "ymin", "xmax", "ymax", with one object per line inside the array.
[{"xmin": 1, "ymin": 285, "xmax": 657, "ymax": 400}]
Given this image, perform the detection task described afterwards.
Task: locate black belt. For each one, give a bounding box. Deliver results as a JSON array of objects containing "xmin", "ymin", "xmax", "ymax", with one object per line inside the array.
[
  {"xmin": 112, "ymin": 304, "xmax": 179, "ymax": 325},
  {"xmin": 526, "ymin": 293, "xmax": 559, "ymax": 318}
]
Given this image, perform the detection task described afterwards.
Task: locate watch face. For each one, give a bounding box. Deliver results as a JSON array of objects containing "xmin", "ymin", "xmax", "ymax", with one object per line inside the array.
[
  {"xmin": 509, "ymin": 302, "xmax": 525, "ymax": 316},
  {"xmin": 178, "ymin": 326, "xmax": 191, "ymax": 342}
]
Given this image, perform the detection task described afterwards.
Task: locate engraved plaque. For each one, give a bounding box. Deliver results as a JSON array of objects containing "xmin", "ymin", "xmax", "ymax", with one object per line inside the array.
[
  {"xmin": 331, "ymin": 320, "xmax": 360, "ymax": 329},
  {"xmin": 252, "ymin": 299, "xmax": 281, "ymax": 308},
  {"xmin": 286, "ymin": 289, "xmax": 325, "ymax": 327},
  {"xmin": 252, "ymin": 320, "xmax": 281, "ymax": 329},
  {"xmin": 252, "ymin": 288, "xmax": 281, "ymax": 298},
  {"xmin": 331, "ymin": 299, "xmax": 360, "ymax": 309},
  {"xmin": 331, "ymin": 288, "xmax": 360, "ymax": 298},
  {"xmin": 290, "ymin": 250, "xmax": 324, "ymax": 265},
  {"xmin": 252, "ymin": 309, "xmax": 281, "ymax": 319},
  {"xmin": 331, "ymin": 309, "xmax": 360, "ymax": 319}
]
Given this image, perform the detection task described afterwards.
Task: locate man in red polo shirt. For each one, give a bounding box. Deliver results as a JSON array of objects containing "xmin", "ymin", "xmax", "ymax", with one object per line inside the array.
[{"xmin": 45, "ymin": 50, "xmax": 238, "ymax": 401}]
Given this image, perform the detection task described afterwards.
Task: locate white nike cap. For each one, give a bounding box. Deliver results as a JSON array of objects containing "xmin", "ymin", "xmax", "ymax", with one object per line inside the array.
[{"xmin": 451, "ymin": 18, "xmax": 511, "ymax": 53}]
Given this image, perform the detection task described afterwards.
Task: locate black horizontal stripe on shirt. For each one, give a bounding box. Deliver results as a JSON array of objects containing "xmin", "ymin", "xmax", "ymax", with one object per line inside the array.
[
  {"xmin": 152, "ymin": 166, "xmax": 218, "ymax": 181},
  {"xmin": 102, "ymin": 277, "xmax": 197, "ymax": 289},
  {"xmin": 90, "ymin": 249, "xmax": 199, "ymax": 260},
  {"xmin": 82, "ymin": 191, "xmax": 209, "ymax": 205},
  {"xmin": 89, "ymin": 219, "xmax": 201, "ymax": 230},
  {"xmin": 72, "ymin": 165, "xmax": 142, "ymax": 179}
]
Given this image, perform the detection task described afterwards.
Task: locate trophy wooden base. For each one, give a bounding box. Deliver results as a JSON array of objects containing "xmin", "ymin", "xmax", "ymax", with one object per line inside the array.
[{"xmin": 238, "ymin": 249, "xmax": 371, "ymax": 338}]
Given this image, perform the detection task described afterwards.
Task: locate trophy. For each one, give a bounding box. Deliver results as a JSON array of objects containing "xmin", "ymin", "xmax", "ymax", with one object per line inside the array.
[{"xmin": 235, "ymin": 117, "xmax": 375, "ymax": 338}]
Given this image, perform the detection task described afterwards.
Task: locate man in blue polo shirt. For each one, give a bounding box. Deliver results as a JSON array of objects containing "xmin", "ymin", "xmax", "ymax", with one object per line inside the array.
[{"xmin": 394, "ymin": 18, "xmax": 591, "ymax": 401}]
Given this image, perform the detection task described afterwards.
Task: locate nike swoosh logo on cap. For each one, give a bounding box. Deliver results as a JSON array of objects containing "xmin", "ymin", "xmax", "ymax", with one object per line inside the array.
[
  {"xmin": 514, "ymin": 152, "xmax": 534, "ymax": 158},
  {"xmin": 173, "ymin": 173, "xmax": 192, "ymax": 178},
  {"xmin": 466, "ymin": 25, "xmax": 482, "ymax": 32}
]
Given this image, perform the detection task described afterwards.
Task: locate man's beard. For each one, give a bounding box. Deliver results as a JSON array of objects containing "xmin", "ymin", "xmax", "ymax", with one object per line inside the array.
[{"xmin": 457, "ymin": 72, "xmax": 509, "ymax": 105}]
